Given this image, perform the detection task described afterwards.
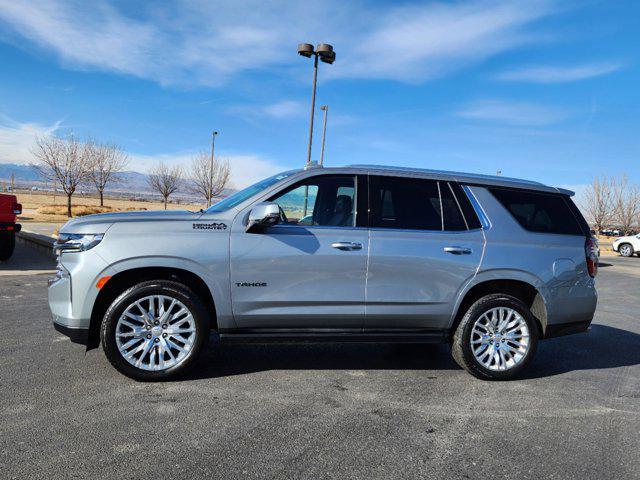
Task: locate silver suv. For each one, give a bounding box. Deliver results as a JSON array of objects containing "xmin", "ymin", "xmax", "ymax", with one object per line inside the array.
[{"xmin": 49, "ymin": 165, "xmax": 598, "ymax": 381}]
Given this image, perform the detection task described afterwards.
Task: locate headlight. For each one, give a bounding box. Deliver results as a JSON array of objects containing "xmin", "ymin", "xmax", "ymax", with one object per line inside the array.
[{"xmin": 54, "ymin": 233, "xmax": 104, "ymax": 254}]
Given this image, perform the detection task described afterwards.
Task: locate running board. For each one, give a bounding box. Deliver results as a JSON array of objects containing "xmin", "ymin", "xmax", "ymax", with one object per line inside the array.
[{"xmin": 218, "ymin": 328, "xmax": 448, "ymax": 344}]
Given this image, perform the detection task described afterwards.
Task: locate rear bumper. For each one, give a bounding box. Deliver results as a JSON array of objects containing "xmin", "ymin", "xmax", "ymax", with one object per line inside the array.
[
  {"xmin": 53, "ymin": 321, "xmax": 89, "ymax": 345},
  {"xmin": 544, "ymin": 319, "xmax": 591, "ymax": 339},
  {"xmin": 0, "ymin": 222, "xmax": 20, "ymax": 232}
]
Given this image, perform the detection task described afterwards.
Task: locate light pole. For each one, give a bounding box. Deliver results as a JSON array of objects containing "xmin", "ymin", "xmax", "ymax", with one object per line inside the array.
[
  {"xmin": 209, "ymin": 130, "xmax": 218, "ymax": 207},
  {"xmin": 298, "ymin": 43, "xmax": 335, "ymax": 167},
  {"xmin": 319, "ymin": 105, "xmax": 329, "ymax": 166}
]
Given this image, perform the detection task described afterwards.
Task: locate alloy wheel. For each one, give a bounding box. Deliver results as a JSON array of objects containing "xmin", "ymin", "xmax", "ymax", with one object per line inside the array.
[
  {"xmin": 115, "ymin": 295, "xmax": 196, "ymax": 371},
  {"xmin": 471, "ymin": 307, "xmax": 530, "ymax": 371}
]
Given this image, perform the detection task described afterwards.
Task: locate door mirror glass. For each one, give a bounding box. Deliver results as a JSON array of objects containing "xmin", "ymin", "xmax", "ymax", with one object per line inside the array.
[{"xmin": 247, "ymin": 202, "xmax": 280, "ymax": 232}]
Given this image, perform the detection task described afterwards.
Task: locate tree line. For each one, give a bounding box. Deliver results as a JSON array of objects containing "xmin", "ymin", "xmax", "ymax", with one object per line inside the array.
[
  {"xmin": 581, "ymin": 175, "xmax": 640, "ymax": 235},
  {"xmin": 31, "ymin": 134, "xmax": 230, "ymax": 217}
]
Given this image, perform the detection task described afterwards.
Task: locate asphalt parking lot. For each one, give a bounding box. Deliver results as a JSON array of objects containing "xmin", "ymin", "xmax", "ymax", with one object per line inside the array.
[{"xmin": 1, "ymin": 243, "xmax": 639, "ymax": 479}]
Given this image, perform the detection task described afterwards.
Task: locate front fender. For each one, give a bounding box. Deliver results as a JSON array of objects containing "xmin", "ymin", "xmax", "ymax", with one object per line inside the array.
[{"xmin": 81, "ymin": 254, "xmax": 233, "ymax": 331}]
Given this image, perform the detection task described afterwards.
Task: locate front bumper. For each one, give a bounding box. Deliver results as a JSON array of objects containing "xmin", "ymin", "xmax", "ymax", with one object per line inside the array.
[{"xmin": 53, "ymin": 321, "xmax": 89, "ymax": 345}]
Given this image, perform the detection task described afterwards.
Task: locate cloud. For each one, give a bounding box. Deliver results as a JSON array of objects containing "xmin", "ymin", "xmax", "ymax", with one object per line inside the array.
[
  {"xmin": 0, "ymin": 114, "xmax": 61, "ymax": 164},
  {"xmin": 496, "ymin": 62, "xmax": 622, "ymax": 83},
  {"xmin": 262, "ymin": 100, "xmax": 306, "ymax": 119},
  {"xmin": 0, "ymin": 0, "xmax": 559, "ymax": 86},
  {"xmin": 229, "ymin": 100, "xmax": 307, "ymax": 121},
  {"xmin": 334, "ymin": 1, "xmax": 557, "ymax": 82},
  {"xmin": 456, "ymin": 99, "xmax": 568, "ymax": 126}
]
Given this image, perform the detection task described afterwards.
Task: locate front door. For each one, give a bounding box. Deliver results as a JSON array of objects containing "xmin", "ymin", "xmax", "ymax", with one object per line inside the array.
[
  {"xmin": 365, "ymin": 175, "xmax": 484, "ymax": 330},
  {"xmin": 230, "ymin": 174, "xmax": 369, "ymax": 329}
]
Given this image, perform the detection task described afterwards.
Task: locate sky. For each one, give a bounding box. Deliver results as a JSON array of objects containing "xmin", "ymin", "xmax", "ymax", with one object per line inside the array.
[{"xmin": 0, "ymin": 0, "xmax": 638, "ymax": 191}]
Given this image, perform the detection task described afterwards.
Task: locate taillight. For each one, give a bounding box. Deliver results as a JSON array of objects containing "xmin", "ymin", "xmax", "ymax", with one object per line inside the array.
[
  {"xmin": 585, "ymin": 236, "xmax": 598, "ymax": 278},
  {"xmin": 13, "ymin": 203, "xmax": 22, "ymax": 215}
]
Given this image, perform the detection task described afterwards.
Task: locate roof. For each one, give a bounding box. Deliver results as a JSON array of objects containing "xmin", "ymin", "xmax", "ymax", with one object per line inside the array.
[{"xmin": 304, "ymin": 164, "xmax": 573, "ymax": 196}]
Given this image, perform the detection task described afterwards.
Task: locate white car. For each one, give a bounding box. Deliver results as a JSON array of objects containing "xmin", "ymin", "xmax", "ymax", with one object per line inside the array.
[{"xmin": 612, "ymin": 234, "xmax": 640, "ymax": 257}]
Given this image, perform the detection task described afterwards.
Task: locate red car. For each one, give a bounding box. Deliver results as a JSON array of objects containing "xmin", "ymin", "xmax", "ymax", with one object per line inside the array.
[{"xmin": 0, "ymin": 193, "xmax": 22, "ymax": 260}]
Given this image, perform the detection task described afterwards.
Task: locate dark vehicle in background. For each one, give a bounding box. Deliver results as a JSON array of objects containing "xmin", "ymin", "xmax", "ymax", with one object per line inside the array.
[{"xmin": 0, "ymin": 193, "xmax": 22, "ymax": 260}]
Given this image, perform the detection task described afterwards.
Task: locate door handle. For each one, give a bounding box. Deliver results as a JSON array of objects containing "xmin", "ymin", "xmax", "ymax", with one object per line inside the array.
[
  {"xmin": 332, "ymin": 242, "xmax": 362, "ymax": 251},
  {"xmin": 444, "ymin": 246, "xmax": 472, "ymax": 255}
]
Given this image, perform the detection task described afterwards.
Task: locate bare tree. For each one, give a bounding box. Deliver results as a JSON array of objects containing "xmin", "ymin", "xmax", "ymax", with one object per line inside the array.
[
  {"xmin": 612, "ymin": 175, "xmax": 640, "ymax": 235},
  {"xmin": 31, "ymin": 134, "xmax": 92, "ymax": 217},
  {"xmin": 189, "ymin": 151, "xmax": 230, "ymax": 207},
  {"xmin": 581, "ymin": 176, "xmax": 614, "ymax": 234},
  {"xmin": 147, "ymin": 162, "xmax": 183, "ymax": 210},
  {"xmin": 87, "ymin": 140, "xmax": 129, "ymax": 206}
]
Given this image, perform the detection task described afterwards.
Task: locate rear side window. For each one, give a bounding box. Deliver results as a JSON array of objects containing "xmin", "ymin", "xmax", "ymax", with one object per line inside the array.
[
  {"xmin": 440, "ymin": 182, "xmax": 466, "ymax": 231},
  {"xmin": 489, "ymin": 188, "xmax": 585, "ymax": 236},
  {"xmin": 370, "ymin": 176, "xmax": 442, "ymax": 230},
  {"xmin": 368, "ymin": 176, "xmax": 481, "ymax": 231},
  {"xmin": 451, "ymin": 183, "xmax": 482, "ymax": 230}
]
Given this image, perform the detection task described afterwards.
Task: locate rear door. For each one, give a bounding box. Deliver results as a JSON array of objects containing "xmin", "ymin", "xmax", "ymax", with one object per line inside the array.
[{"xmin": 364, "ymin": 175, "xmax": 484, "ymax": 330}]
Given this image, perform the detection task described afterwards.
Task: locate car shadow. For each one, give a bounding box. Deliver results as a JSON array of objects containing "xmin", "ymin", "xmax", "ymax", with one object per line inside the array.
[
  {"xmin": 181, "ymin": 324, "xmax": 640, "ymax": 381},
  {"xmin": 184, "ymin": 342, "xmax": 458, "ymax": 380},
  {"xmin": 521, "ymin": 324, "xmax": 640, "ymax": 379}
]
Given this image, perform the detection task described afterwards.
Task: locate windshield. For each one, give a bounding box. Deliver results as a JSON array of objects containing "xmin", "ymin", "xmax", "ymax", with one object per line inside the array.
[{"xmin": 205, "ymin": 170, "xmax": 299, "ymax": 213}]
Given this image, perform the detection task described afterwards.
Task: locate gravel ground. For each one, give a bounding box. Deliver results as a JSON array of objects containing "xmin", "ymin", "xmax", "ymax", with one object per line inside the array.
[{"xmin": 1, "ymin": 243, "xmax": 639, "ymax": 479}]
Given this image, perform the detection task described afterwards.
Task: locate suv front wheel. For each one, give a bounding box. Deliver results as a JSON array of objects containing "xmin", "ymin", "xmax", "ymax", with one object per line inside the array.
[
  {"xmin": 101, "ymin": 280, "xmax": 210, "ymax": 381},
  {"xmin": 452, "ymin": 294, "xmax": 539, "ymax": 380}
]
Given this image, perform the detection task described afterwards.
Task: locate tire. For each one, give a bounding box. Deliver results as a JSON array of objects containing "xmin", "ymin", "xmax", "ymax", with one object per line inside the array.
[
  {"xmin": 0, "ymin": 231, "xmax": 16, "ymax": 261},
  {"xmin": 618, "ymin": 243, "xmax": 634, "ymax": 257},
  {"xmin": 100, "ymin": 280, "xmax": 210, "ymax": 381},
  {"xmin": 452, "ymin": 294, "xmax": 539, "ymax": 380}
]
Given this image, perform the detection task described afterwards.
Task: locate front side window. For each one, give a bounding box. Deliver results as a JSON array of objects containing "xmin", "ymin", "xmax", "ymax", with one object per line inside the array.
[{"xmin": 269, "ymin": 175, "xmax": 356, "ymax": 227}]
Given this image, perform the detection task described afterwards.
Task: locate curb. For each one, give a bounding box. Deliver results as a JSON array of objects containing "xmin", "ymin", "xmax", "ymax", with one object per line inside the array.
[{"xmin": 16, "ymin": 231, "xmax": 56, "ymax": 258}]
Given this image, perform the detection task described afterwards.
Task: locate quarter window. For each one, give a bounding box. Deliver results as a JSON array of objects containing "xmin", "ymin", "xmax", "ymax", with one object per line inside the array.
[
  {"xmin": 489, "ymin": 188, "xmax": 585, "ymax": 235},
  {"xmin": 269, "ymin": 175, "xmax": 356, "ymax": 227}
]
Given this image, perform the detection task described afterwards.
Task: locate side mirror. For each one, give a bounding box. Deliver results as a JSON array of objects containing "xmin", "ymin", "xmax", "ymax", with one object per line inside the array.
[{"xmin": 246, "ymin": 202, "xmax": 280, "ymax": 233}]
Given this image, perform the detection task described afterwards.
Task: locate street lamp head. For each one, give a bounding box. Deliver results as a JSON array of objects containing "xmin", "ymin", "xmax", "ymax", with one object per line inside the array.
[
  {"xmin": 320, "ymin": 105, "xmax": 328, "ymax": 111},
  {"xmin": 297, "ymin": 43, "xmax": 314, "ymax": 58},
  {"xmin": 213, "ymin": 131, "xmax": 218, "ymax": 136},
  {"xmin": 316, "ymin": 44, "xmax": 335, "ymax": 64}
]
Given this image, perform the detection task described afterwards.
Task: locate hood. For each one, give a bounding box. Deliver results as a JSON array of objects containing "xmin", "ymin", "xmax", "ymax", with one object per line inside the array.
[
  {"xmin": 59, "ymin": 209, "xmax": 201, "ymax": 235},
  {"xmin": 614, "ymin": 234, "xmax": 638, "ymax": 243}
]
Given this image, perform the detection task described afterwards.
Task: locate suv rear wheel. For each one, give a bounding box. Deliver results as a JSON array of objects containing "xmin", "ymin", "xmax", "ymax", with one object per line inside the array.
[
  {"xmin": 452, "ymin": 294, "xmax": 539, "ymax": 380},
  {"xmin": 101, "ymin": 280, "xmax": 210, "ymax": 381}
]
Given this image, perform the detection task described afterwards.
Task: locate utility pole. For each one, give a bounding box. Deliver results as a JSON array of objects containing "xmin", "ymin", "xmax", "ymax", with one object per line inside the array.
[
  {"xmin": 209, "ymin": 130, "xmax": 218, "ymax": 208},
  {"xmin": 319, "ymin": 105, "xmax": 329, "ymax": 166}
]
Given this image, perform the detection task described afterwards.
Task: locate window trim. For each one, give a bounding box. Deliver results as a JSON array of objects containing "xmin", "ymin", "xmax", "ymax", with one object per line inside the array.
[{"xmin": 461, "ymin": 185, "xmax": 490, "ymax": 230}]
